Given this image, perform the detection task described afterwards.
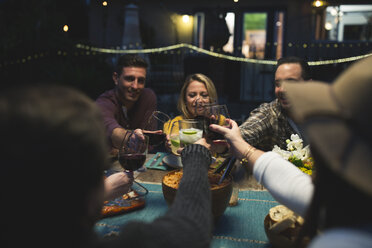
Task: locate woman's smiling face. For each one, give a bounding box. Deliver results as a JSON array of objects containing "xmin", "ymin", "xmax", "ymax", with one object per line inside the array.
[{"xmin": 185, "ymin": 80, "xmax": 210, "ymax": 117}]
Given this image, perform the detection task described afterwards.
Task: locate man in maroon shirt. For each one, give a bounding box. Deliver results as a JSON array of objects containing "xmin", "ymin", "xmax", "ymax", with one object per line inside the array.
[{"xmin": 96, "ymin": 54, "xmax": 157, "ymax": 153}]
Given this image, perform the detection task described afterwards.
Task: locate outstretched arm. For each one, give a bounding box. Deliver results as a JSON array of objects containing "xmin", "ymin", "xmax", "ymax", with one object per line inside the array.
[
  {"xmin": 210, "ymin": 119, "xmax": 313, "ymax": 216},
  {"xmin": 117, "ymin": 144, "xmax": 212, "ymax": 248}
]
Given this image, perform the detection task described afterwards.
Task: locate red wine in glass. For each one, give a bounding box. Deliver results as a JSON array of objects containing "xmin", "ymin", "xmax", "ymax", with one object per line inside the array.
[
  {"xmin": 117, "ymin": 132, "xmax": 149, "ymax": 199},
  {"xmin": 119, "ymin": 154, "xmax": 147, "ymax": 171},
  {"xmin": 195, "ymin": 115, "xmax": 224, "ymax": 140},
  {"xmin": 118, "ymin": 131, "xmax": 149, "ymax": 171},
  {"xmin": 200, "ymin": 104, "xmax": 230, "ymax": 141},
  {"xmin": 204, "ymin": 117, "xmax": 225, "ymax": 140},
  {"xmin": 146, "ymin": 132, "xmax": 166, "ymax": 146}
]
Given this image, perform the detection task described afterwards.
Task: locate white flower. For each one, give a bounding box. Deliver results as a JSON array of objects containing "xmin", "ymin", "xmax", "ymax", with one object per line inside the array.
[
  {"xmin": 301, "ymin": 145, "xmax": 311, "ymax": 161},
  {"xmin": 272, "ymin": 145, "xmax": 292, "ymax": 160},
  {"xmin": 291, "ymin": 134, "xmax": 300, "ymax": 140},
  {"xmin": 273, "ymin": 134, "xmax": 311, "ymax": 162},
  {"xmin": 287, "ymin": 134, "xmax": 303, "ymax": 151}
]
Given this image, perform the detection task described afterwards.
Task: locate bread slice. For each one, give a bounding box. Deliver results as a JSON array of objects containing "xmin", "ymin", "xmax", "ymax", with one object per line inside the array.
[{"xmin": 269, "ymin": 205, "xmax": 293, "ymax": 222}]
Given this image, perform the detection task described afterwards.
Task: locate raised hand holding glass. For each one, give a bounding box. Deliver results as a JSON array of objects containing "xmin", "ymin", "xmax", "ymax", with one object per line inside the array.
[
  {"xmin": 144, "ymin": 111, "xmax": 171, "ymax": 147},
  {"xmin": 118, "ymin": 131, "xmax": 149, "ymax": 171},
  {"xmin": 203, "ymin": 104, "xmax": 230, "ymax": 141}
]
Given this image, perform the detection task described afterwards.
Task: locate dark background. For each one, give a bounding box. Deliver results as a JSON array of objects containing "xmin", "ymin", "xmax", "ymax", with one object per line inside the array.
[{"xmin": 0, "ymin": 0, "xmax": 367, "ymax": 121}]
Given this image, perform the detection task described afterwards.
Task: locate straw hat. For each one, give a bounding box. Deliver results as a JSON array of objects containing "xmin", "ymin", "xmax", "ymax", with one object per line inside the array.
[{"xmin": 283, "ymin": 56, "xmax": 372, "ymax": 196}]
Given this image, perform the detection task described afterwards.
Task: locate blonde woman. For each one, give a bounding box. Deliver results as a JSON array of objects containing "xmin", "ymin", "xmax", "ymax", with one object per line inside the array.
[
  {"xmin": 164, "ymin": 73, "xmax": 217, "ymax": 131},
  {"xmin": 164, "ymin": 73, "xmax": 222, "ymax": 152}
]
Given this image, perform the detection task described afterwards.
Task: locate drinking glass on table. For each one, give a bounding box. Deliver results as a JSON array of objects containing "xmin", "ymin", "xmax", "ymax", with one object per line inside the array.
[
  {"xmin": 179, "ymin": 119, "xmax": 204, "ymax": 148},
  {"xmin": 144, "ymin": 111, "xmax": 171, "ymax": 147}
]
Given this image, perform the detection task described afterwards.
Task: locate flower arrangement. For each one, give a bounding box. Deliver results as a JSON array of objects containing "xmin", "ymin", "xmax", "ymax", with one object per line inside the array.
[{"xmin": 272, "ymin": 134, "xmax": 314, "ymax": 175}]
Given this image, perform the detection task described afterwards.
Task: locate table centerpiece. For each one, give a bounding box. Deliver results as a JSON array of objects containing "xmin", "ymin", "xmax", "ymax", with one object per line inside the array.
[{"xmin": 272, "ymin": 134, "xmax": 314, "ymax": 175}]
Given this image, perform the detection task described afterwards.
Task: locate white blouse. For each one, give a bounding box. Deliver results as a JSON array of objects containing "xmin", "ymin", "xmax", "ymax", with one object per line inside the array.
[{"xmin": 253, "ymin": 151, "xmax": 314, "ymax": 216}]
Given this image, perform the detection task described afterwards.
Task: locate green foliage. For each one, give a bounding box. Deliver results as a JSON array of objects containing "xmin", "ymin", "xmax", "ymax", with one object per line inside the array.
[
  {"xmin": 288, "ymin": 156, "xmax": 304, "ymax": 167},
  {"xmin": 243, "ymin": 13, "xmax": 267, "ymax": 30}
]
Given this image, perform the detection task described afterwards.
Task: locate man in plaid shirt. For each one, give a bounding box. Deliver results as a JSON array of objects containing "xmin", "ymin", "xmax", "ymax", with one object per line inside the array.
[{"xmin": 240, "ymin": 57, "xmax": 311, "ymax": 151}]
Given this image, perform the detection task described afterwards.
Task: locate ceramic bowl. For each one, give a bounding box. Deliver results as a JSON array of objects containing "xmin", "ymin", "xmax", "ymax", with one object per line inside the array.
[{"xmin": 162, "ymin": 169, "xmax": 232, "ymax": 221}]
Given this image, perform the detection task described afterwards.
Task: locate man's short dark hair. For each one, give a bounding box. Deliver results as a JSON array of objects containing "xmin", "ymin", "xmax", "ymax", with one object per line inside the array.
[
  {"xmin": 277, "ymin": 56, "xmax": 311, "ymax": 80},
  {"xmin": 115, "ymin": 54, "xmax": 148, "ymax": 75}
]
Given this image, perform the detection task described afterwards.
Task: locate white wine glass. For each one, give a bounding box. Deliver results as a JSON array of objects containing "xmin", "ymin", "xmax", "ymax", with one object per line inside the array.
[{"xmin": 144, "ymin": 111, "xmax": 171, "ymax": 147}]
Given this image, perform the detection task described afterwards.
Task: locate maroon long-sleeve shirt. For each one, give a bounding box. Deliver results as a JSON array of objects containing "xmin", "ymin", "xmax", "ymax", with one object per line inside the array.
[{"xmin": 95, "ymin": 88, "xmax": 157, "ymax": 146}]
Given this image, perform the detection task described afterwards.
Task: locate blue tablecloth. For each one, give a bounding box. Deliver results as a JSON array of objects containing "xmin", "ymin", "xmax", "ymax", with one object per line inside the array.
[
  {"xmin": 144, "ymin": 152, "xmax": 169, "ymax": 170},
  {"xmin": 95, "ymin": 183, "xmax": 278, "ymax": 248}
]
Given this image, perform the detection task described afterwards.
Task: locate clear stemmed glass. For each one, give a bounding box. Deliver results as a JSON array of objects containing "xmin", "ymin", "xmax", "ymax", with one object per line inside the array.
[
  {"xmin": 118, "ymin": 131, "xmax": 149, "ymax": 196},
  {"xmin": 118, "ymin": 130, "xmax": 149, "ymax": 171},
  {"xmin": 144, "ymin": 111, "xmax": 171, "ymax": 147}
]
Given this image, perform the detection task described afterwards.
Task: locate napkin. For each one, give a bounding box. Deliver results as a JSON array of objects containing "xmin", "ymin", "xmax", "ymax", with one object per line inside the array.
[{"xmin": 145, "ymin": 152, "xmax": 169, "ymax": 171}]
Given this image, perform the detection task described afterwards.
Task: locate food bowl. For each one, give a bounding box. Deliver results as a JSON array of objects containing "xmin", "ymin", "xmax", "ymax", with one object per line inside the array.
[
  {"xmin": 264, "ymin": 214, "xmax": 297, "ymax": 248},
  {"xmin": 162, "ymin": 169, "xmax": 232, "ymax": 221},
  {"xmin": 264, "ymin": 205, "xmax": 309, "ymax": 248}
]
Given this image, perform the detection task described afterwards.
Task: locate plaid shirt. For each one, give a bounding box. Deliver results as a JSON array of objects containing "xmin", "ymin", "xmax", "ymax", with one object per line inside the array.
[{"xmin": 239, "ymin": 99, "xmax": 296, "ymax": 151}]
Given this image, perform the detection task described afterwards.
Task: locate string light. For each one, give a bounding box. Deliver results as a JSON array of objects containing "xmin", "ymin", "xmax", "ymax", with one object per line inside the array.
[
  {"xmin": 75, "ymin": 43, "xmax": 371, "ymax": 65},
  {"xmin": 1, "ymin": 44, "xmax": 371, "ymax": 69},
  {"xmin": 308, "ymin": 53, "xmax": 372, "ymax": 66},
  {"xmin": 76, "ymin": 43, "xmax": 277, "ymax": 65}
]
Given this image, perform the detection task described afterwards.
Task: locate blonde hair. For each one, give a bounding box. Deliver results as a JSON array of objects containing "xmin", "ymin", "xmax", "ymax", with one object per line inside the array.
[{"xmin": 177, "ymin": 73, "xmax": 218, "ymax": 119}]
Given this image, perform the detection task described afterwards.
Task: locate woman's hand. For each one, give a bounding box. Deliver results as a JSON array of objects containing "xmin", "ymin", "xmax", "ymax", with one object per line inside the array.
[
  {"xmin": 209, "ymin": 119, "xmax": 255, "ymax": 160},
  {"xmin": 103, "ymin": 172, "xmax": 134, "ymax": 201}
]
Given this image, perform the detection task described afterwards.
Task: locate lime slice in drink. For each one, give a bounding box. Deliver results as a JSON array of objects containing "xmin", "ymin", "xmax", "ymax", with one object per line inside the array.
[
  {"xmin": 182, "ymin": 130, "xmax": 197, "ymax": 135},
  {"xmin": 171, "ymin": 139, "xmax": 180, "ymax": 147}
]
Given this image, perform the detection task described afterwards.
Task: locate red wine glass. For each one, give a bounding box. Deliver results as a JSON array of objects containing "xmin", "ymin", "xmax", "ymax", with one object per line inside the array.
[
  {"xmin": 118, "ymin": 131, "xmax": 149, "ymax": 171},
  {"xmin": 118, "ymin": 131, "xmax": 149, "ymax": 195},
  {"xmin": 203, "ymin": 104, "xmax": 230, "ymax": 141}
]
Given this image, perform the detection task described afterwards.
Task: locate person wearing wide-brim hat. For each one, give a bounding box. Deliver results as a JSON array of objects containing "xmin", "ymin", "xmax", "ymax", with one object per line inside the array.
[{"xmin": 209, "ymin": 55, "xmax": 372, "ymax": 247}]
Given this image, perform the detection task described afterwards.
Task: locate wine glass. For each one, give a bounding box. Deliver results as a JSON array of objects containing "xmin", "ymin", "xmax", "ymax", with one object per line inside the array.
[
  {"xmin": 194, "ymin": 98, "xmax": 212, "ymax": 117},
  {"xmin": 118, "ymin": 131, "xmax": 149, "ymax": 171},
  {"xmin": 178, "ymin": 119, "xmax": 204, "ymax": 148},
  {"xmin": 113, "ymin": 131, "xmax": 149, "ymax": 202},
  {"xmin": 144, "ymin": 111, "xmax": 171, "ymax": 147},
  {"xmin": 203, "ymin": 104, "xmax": 230, "ymax": 141}
]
